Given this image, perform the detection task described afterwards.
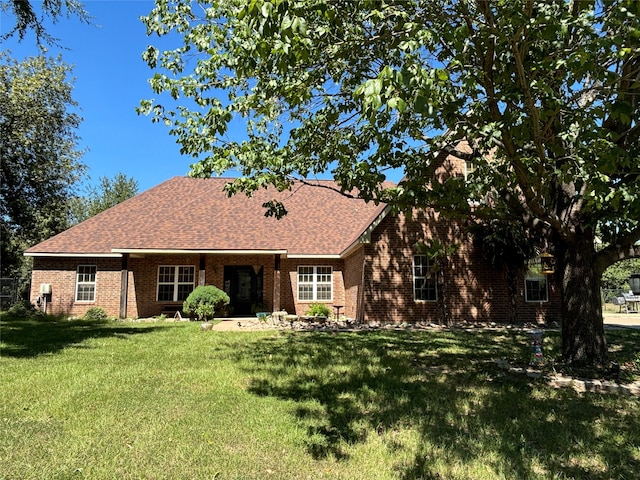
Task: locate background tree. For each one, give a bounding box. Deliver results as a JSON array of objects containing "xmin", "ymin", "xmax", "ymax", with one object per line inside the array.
[
  {"xmin": 140, "ymin": 0, "xmax": 640, "ymax": 366},
  {"xmin": 601, "ymin": 259, "xmax": 640, "ymax": 292},
  {"xmin": 68, "ymin": 173, "xmax": 139, "ymax": 225},
  {"xmin": 1, "ymin": 0, "xmax": 90, "ymax": 46},
  {"xmin": 0, "ymin": 52, "xmax": 85, "ymax": 278}
]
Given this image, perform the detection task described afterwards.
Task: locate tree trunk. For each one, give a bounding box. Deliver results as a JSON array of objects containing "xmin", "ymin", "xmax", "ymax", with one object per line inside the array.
[{"xmin": 557, "ymin": 232, "xmax": 608, "ymax": 366}]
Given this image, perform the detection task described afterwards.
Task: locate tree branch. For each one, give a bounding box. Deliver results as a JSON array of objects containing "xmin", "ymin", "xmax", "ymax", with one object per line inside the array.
[{"xmin": 595, "ymin": 227, "xmax": 640, "ymax": 274}]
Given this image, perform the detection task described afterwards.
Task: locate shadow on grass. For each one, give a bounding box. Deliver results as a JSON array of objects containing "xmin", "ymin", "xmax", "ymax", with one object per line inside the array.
[
  {"xmin": 0, "ymin": 317, "xmax": 163, "ymax": 358},
  {"xmin": 221, "ymin": 329, "xmax": 640, "ymax": 479}
]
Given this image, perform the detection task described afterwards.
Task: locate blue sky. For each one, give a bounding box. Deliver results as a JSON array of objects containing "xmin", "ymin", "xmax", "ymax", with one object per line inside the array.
[
  {"xmin": 1, "ymin": 1, "xmax": 220, "ymax": 192},
  {"xmin": 2, "ymin": 1, "xmax": 405, "ymax": 194}
]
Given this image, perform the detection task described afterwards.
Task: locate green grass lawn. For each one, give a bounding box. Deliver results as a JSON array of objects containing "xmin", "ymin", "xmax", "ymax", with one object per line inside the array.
[{"xmin": 1, "ymin": 316, "xmax": 639, "ymax": 479}]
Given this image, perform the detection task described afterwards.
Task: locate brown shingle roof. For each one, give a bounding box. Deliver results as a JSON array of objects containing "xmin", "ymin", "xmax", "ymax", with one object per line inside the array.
[{"xmin": 25, "ymin": 177, "xmax": 390, "ymax": 257}]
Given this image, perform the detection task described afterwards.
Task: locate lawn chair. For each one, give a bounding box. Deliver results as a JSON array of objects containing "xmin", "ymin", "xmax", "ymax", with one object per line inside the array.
[
  {"xmin": 622, "ymin": 293, "xmax": 640, "ymax": 313},
  {"xmin": 612, "ymin": 296, "xmax": 628, "ymax": 313}
]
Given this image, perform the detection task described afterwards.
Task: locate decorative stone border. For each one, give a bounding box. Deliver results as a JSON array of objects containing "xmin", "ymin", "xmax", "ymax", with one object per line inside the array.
[{"xmin": 496, "ymin": 361, "xmax": 640, "ymax": 396}]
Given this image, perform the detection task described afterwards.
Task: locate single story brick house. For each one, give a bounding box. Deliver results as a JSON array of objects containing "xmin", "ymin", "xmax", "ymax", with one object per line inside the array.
[{"xmin": 25, "ymin": 175, "xmax": 560, "ymax": 324}]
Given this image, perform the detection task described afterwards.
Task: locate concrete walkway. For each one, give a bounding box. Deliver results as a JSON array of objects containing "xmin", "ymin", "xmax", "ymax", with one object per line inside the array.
[{"xmin": 603, "ymin": 312, "xmax": 640, "ymax": 329}]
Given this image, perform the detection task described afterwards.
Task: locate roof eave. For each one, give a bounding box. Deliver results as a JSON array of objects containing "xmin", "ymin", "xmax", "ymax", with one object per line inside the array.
[
  {"xmin": 111, "ymin": 248, "xmax": 289, "ymax": 256},
  {"xmin": 287, "ymin": 254, "xmax": 342, "ymax": 259},
  {"xmin": 340, "ymin": 205, "xmax": 391, "ymax": 258},
  {"xmin": 24, "ymin": 252, "xmax": 122, "ymax": 258}
]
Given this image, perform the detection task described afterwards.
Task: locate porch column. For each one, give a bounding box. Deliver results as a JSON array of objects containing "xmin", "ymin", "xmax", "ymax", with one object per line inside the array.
[
  {"xmin": 273, "ymin": 255, "xmax": 281, "ymax": 311},
  {"xmin": 199, "ymin": 254, "xmax": 206, "ymax": 286},
  {"xmin": 119, "ymin": 253, "xmax": 129, "ymax": 319}
]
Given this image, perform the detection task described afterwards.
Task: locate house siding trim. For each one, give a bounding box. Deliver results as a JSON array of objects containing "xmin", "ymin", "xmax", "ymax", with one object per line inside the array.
[
  {"xmin": 111, "ymin": 248, "xmax": 288, "ymax": 256},
  {"xmin": 25, "ymin": 253, "xmax": 122, "ymax": 258}
]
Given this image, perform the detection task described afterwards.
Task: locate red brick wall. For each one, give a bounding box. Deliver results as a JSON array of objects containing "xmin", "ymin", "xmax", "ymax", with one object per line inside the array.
[
  {"xmin": 31, "ymin": 254, "xmax": 281, "ymax": 319},
  {"xmin": 129, "ymin": 254, "xmax": 278, "ymax": 318},
  {"xmin": 127, "ymin": 254, "xmax": 201, "ymax": 318},
  {"xmin": 362, "ymin": 210, "xmax": 561, "ymax": 324},
  {"xmin": 343, "ymin": 247, "xmax": 365, "ymax": 320},
  {"xmin": 30, "ymin": 257, "xmax": 122, "ymax": 318},
  {"xmin": 279, "ymin": 258, "xmax": 346, "ymax": 317}
]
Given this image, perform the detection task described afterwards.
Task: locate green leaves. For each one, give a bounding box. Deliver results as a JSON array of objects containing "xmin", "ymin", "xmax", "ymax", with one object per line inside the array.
[
  {"xmin": 139, "ymin": 0, "xmax": 640, "ymax": 268},
  {"xmin": 68, "ymin": 173, "xmax": 138, "ymax": 225},
  {"xmin": 1, "ymin": 53, "xmax": 86, "ymax": 275}
]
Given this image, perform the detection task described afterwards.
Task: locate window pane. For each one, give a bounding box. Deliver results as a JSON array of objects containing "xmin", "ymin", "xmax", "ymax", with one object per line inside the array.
[
  {"xmin": 317, "ymin": 285, "xmax": 332, "ymax": 300},
  {"xmin": 158, "ymin": 284, "xmax": 174, "ymax": 302},
  {"xmin": 159, "ymin": 266, "xmax": 175, "ymax": 283},
  {"xmin": 298, "ymin": 285, "xmax": 313, "ymax": 301},
  {"xmin": 178, "ymin": 266, "xmax": 194, "ymax": 283},
  {"xmin": 76, "ymin": 285, "xmax": 95, "ymax": 302},
  {"xmin": 297, "ymin": 266, "xmax": 333, "ymax": 301},
  {"xmin": 76, "ymin": 265, "xmax": 96, "ymax": 302},
  {"xmin": 526, "ymin": 277, "xmax": 548, "ymax": 302},
  {"xmin": 424, "ymin": 282, "xmax": 437, "ymax": 301},
  {"xmin": 77, "ymin": 265, "xmax": 96, "ymax": 283},
  {"xmin": 413, "ymin": 255, "xmax": 436, "ymax": 301},
  {"xmin": 176, "ymin": 284, "xmax": 193, "ymax": 301},
  {"xmin": 317, "ymin": 273, "xmax": 332, "ymax": 283},
  {"xmin": 414, "ymin": 255, "xmax": 430, "ymax": 277}
]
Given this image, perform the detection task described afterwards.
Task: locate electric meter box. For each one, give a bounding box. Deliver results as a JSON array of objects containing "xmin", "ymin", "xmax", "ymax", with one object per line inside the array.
[{"xmin": 39, "ymin": 283, "xmax": 52, "ymax": 295}]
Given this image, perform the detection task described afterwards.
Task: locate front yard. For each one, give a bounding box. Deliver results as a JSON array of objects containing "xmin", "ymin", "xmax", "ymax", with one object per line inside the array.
[{"xmin": 1, "ymin": 316, "xmax": 639, "ymax": 479}]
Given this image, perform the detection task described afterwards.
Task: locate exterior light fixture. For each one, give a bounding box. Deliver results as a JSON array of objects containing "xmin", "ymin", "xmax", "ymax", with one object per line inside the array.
[{"xmin": 539, "ymin": 252, "xmax": 555, "ymax": 275}]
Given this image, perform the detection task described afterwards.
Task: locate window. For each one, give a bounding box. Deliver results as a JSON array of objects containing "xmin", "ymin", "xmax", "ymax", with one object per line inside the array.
[
  {"xmin": 525, "ymin": 274, "xmax": 548, "ymax": 302},
  {"xmin": 297, "ymin": 266, "xmax": 332, "ymax": 301},
  {"xmin": 76, "ymin": 265, "xmax": 97, "ymax": 302},
  {"xmin": 157, "ymin": 266, "xmax": 195, "ymax": 302},
  {"xmin": 464, "ymin": 160, "xmax": 476, "ymax": 179},
  {"xmin": 413, "ymin": 255, "xmax": 437, "ymax": 301}
]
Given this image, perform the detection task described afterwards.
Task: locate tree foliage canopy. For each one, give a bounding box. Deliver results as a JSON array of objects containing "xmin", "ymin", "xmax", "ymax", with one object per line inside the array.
[
  {"xmin": 140, "ymin": 0, "xmax": 640, "ymax": 364},
  {"xmin": 601, "ymin": 259, "xmax": 640, "ymax": 291},
  {"xmin": 0, "ymin": 53, "xmax": 85, "ymax": 276},
  {"xmin": 141, "ymin": 0, "xmax": 639, "ymax": 256}
]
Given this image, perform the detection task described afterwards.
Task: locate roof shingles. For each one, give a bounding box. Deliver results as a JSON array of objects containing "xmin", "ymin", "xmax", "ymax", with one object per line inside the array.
[{"xmin": 26, "ymin": 177, "xmax": 389, "ymax": 257}]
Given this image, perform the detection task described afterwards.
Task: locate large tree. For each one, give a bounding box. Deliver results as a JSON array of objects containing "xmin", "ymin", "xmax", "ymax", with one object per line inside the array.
[
  {"xmin": 139, "ymin": 0, "xmax": 640, "ymax": 366},
  {"xmin": 0, "ymin": 53, "xmax": 85, "ymax": 277}
]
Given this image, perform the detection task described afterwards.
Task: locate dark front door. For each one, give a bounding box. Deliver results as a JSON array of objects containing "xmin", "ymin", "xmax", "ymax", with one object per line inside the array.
[{"xmin": 223, "ymin": 266, "xmax": 263, "ymax": 316}]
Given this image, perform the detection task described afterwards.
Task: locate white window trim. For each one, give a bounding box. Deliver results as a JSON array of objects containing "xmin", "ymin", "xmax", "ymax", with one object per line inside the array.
[
  {"xmin": 157, "ymin": 265, "xmax": 195, "ymax": 302},
  {"xmin": 297, "ymin": 266, "xmax": 333, "ymax": 302},
  {"xmin": 75, "ymin": 265, "xmax": 97, "ymax": 302},
  {"xmin": 525, "ymin": 274, "xmax": 549, "ymax": 303},
  {"xmin": 413, "ymin": 255, "xmax": 438, "ymax": 302}
]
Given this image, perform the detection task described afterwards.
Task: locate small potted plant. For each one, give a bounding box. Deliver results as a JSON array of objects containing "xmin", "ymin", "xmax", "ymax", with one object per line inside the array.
[
  {"xmin": 251, "ymin": 301, "xmax": 269, "ymax": 321},
  {"xmin": 306, "ymin": 303, "xmax": 330, "ymax": 323}
]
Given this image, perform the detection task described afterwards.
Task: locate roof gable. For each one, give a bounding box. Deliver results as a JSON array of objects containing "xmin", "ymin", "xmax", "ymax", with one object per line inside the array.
[{"xmin": 25, "ymin": 177, "xmax": 390, "ymax": 257}]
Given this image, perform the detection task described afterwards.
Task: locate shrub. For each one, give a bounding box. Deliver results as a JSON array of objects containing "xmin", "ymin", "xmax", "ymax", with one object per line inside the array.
[
  {"xmin": 83, "ymin": 307, "xmax": 109, "ymax": 322},
  {"xmin": 306, "ymin": 302, "xmax": 330, "ymax": 318},
  {"xmin": 6, "ymin": 300, "xmax": 39, "ymax": 319},
  {"xmin": 183, "ymin": 285, "xmax": 230, "ymax": 321}
]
